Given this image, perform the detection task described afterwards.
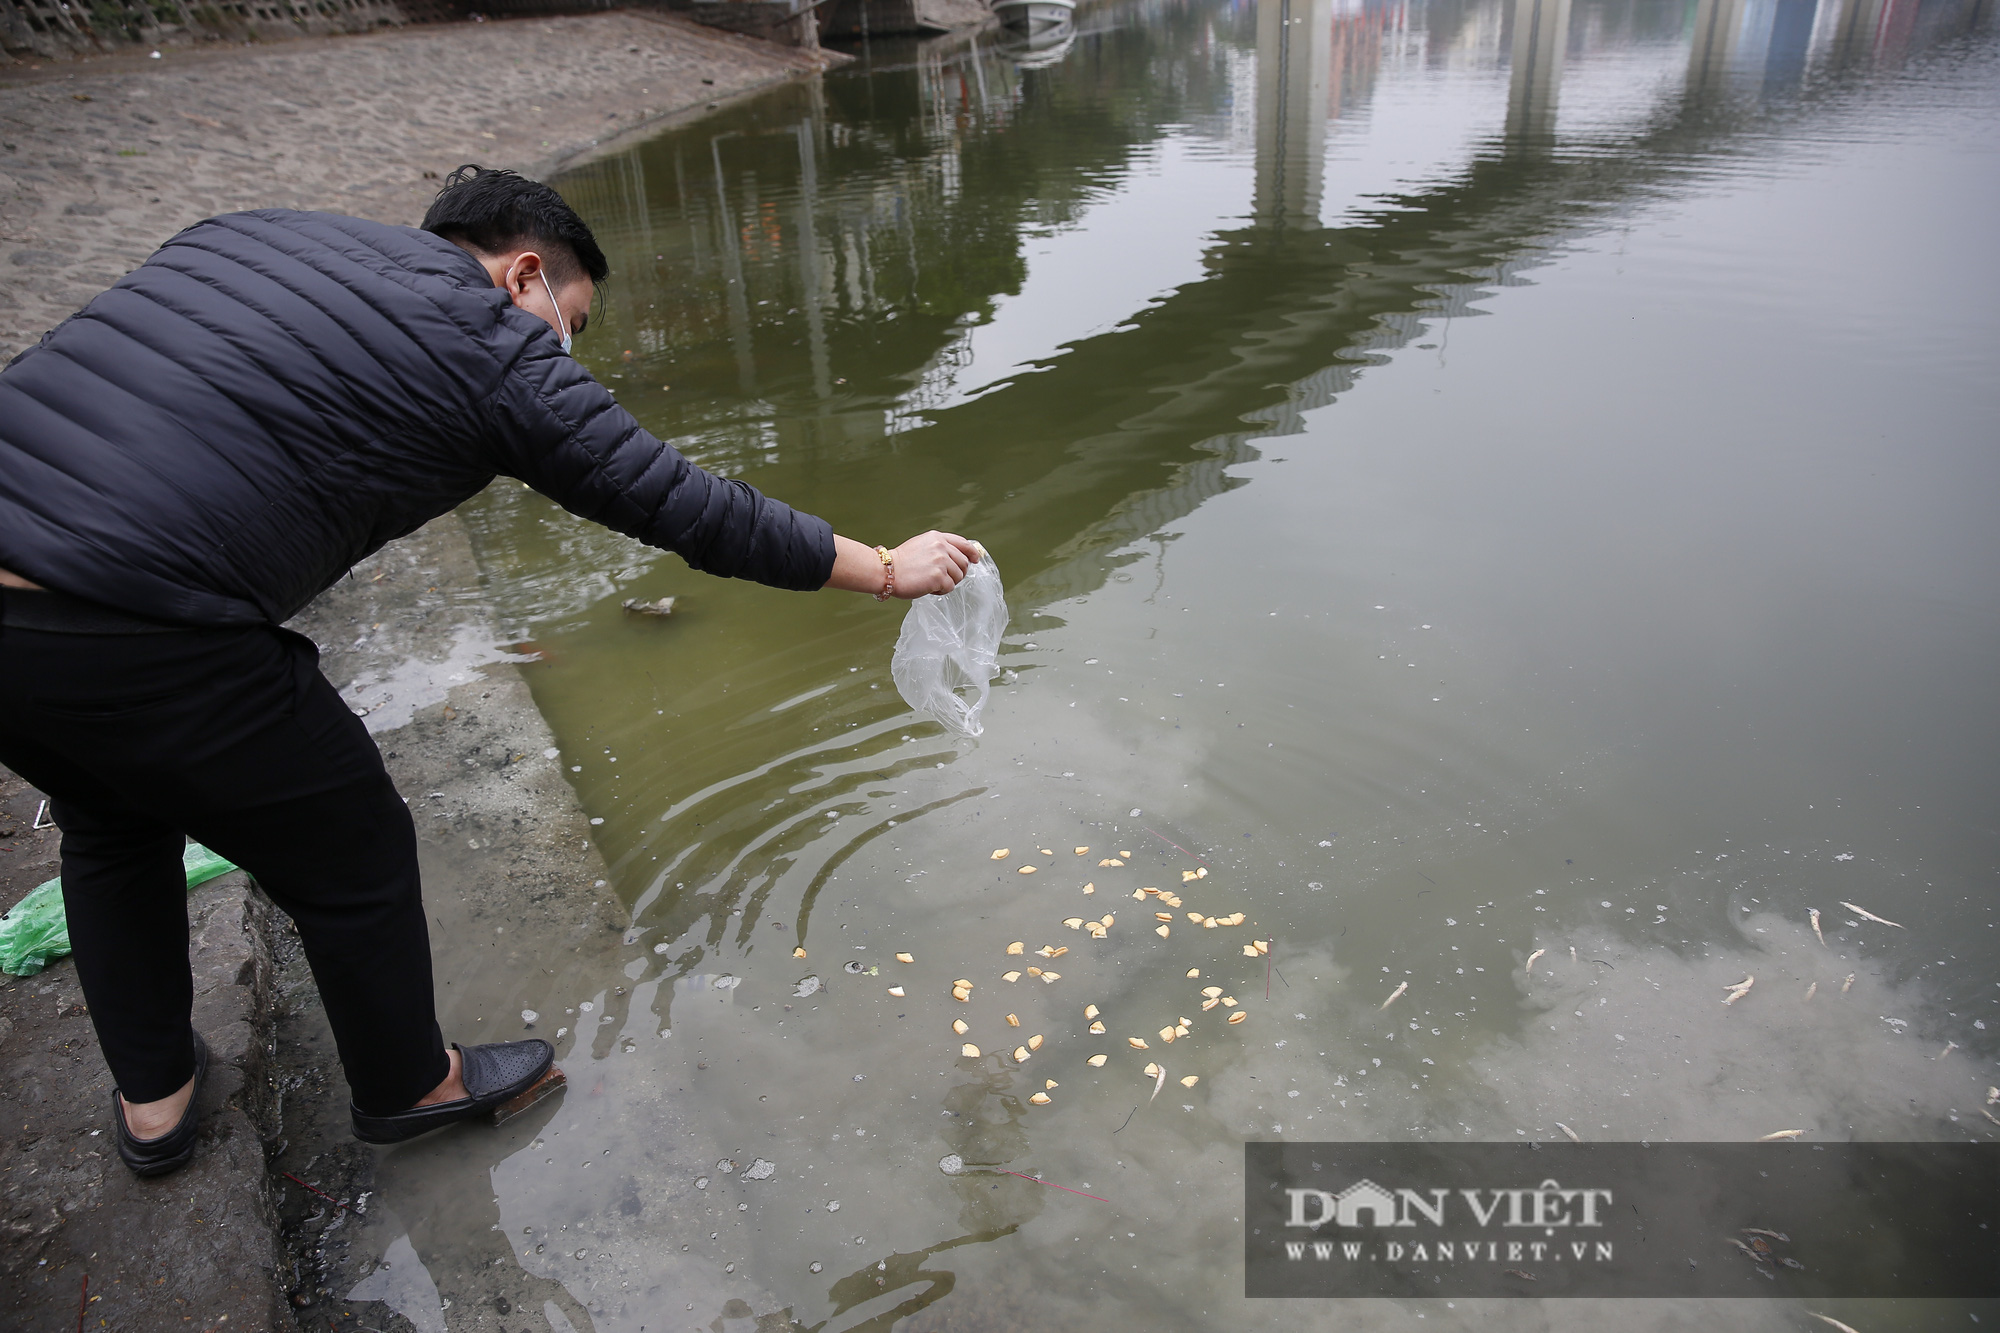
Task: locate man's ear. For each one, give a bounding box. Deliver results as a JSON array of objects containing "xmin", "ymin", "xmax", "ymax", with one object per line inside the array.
[{"xmin": 497, "ymin": 249, "xmax": 547, "ymax": 298}]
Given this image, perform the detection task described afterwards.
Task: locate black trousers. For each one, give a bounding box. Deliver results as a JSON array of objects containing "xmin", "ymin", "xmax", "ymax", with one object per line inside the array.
[{"xmin": 0, "ymin": 616, "xmax": 448, "ymax": 1113}]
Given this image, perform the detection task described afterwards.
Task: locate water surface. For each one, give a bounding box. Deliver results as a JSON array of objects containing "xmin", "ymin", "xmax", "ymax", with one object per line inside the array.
[{"xmin": 362, "ymin": 0, "xmax": 2000, "ymax": 1327}]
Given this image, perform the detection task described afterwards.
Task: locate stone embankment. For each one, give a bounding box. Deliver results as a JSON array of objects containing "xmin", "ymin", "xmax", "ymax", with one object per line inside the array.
[{"xmin": 0, "ymin": 8, "xmax": 806, "ymax": 1323}]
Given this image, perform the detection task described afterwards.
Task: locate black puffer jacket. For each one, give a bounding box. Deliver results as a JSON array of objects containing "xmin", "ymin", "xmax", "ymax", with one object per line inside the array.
[{"xmin": 0, "ymin": 210, "xmax": 833, "ymax": 626}]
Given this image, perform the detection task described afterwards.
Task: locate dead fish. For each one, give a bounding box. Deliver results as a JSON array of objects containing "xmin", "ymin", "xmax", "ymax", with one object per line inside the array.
[
  {"xmin": 1569, "ymin": 946, "xmax": 1578, "ymax": 963},
  {"xmin": 1555, "ymin": 1122, "xmax": 1580, "ymax": 1143},
  {"xmin": 1742, "ymin": 1228, "xmax": 1791, "ymax": 1242},
  {"xmin": 1988, "ymin": 1087, "xmax": 1999, "ymax": 1106},
  {"xmin": 1840, "ymin": 973, "xmax": 1855, "ymax": 993},
  {"xmin": 621, "ymin": 596, "xmax": 676, "ymax": 616},
  {"xmin": 1809, "ymin": 908, "xmax": 1825, "ymax": 947},
  {"xmin": 1381, "ymin": 981, "xmax": 1408, "ymax": 1011},
  {"xmin": 1503, "ymin": 1269, "xmax": 1536, "ymax": 1281},
  {"xmin": 1806, "ymin": 1315, "xmax": 1862, "ymax": 1333},
  {"xmin": 1757, "ymin": 1129, "xmax": 1806, "ymax": 1141},
  {"xmin": 1777, "ymin": 1257, "xmax": 1805, "ymax": 1270},
  {"xmin": 1722, "ymin": 976, "xmax": 1755, "ymax": 1005},
  {"xmin": 1839, "ymin": 901, "xmax": 1903, "ymax": 929},
  {"xmin": 1980, "ymin": 1108, "xmax": 2000, "ymax": 1127},
  {"xmin": 1804, "ymin": 981, "xmax": 1817, "ymax": 1001},
  {"xmin": 1727, "ymin": 1237, "xmax": 1769, "ymax": 1264},
  {"xmin": 1526, "ymin": 949, "xmax": 1546, "ymax": 974},
  {"xmin": 1150, "ymin": 1065, "xmax": 1167, "ymax": 1102},
  {"xmin": 1935, "ymin": 1041, "xmax": 1958, "ymax": 1060}
]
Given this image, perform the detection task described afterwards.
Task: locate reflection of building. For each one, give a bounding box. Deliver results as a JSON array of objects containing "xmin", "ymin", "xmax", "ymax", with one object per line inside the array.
[
  {"xmin": 1505, "ymin": 0, "xmax": 1571, "ymax": 144},
  {"xmin": 1254, "ymin": 0, "xmax": 1331, "ymax": 227}
]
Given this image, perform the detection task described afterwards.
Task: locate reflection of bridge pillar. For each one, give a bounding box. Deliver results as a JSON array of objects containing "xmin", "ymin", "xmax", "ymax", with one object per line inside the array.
[
  {"xmin": 1253, "ymin": 0, "xmax": 1331, "ymax": 229},
  {"xmin": 1505, "ymin": 0, "xmax": 1571, "ymax": 145}
]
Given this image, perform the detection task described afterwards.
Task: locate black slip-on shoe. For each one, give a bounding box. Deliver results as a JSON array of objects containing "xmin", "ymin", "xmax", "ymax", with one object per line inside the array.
[
  {"xmin": 350, "ymin": 1038, "xmax": 556, "ymax": 1145},
  {"xmin": 113, "ymin": 1030, "xmax": 209, "ymax": 1178}
]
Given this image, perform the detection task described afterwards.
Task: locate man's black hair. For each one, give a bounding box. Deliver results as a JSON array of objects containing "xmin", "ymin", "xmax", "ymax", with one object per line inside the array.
[{"xmin": 421, "ymin": 164, "xmax": 609, "ymax": 286}]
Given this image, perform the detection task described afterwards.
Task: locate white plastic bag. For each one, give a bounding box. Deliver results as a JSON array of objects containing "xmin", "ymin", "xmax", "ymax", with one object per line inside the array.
[{"xmin": 891, "ymin": 544, "xmax": 1007, "ymax": 738}]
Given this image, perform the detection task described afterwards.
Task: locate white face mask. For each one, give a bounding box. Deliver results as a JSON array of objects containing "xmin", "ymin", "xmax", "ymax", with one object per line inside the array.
[{"xmin": 537, "ymin": 270, "xmax": 572, "ymax": 355}]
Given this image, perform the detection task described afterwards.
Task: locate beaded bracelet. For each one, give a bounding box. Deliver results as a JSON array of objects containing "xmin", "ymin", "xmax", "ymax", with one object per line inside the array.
[{"xmin": 873, "ymin": 545, "xmax": 895, "ymax": 601}]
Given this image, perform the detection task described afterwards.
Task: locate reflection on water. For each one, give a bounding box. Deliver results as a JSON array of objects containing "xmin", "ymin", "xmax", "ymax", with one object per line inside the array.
[{"xmin": 394, "ymin": 0, "xmax": 2000, "ymax": 1326}]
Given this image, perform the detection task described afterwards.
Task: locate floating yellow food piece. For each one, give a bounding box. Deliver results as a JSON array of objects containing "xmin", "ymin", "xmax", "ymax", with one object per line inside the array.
[
  {"xmin": 1018, "ymin": 865, "xmax": 1037, "ymax": 875},
  {"xmin": 1200, "ymin": 986, "xmax": 1223, "ymax": 998},
  {"xmin": 1027, "ymin": 966, "xmax": 1043, "ymax": 977},
  {"xmin": 1045, "ymin": 1078, "xmax": 1058, "ymax": 1089},
  {"xmin": 1081, "ymin": 883, "xmax": 1095, "ymax": 895},
  {"xmin": 1253, "ymin": 940, "xmax": 1270, "ymax": 955},
  {"xmin": 1242, "ymin": 944, "xmax": 1260, "ymax": 957},
  {"xmin": 1221, "ymin": 996, "xmax": 1238, "ymax": 1007},
  {"xmin": 1085, "ymin": 924, "xmax": 1108, "ymax": 938},
  {"xmin": 1119, "ymin": 850, "xmax": 1132, "ymax": 858},
  {"xmin": 1196, "ymin": 867, "xmax": 1208, "ymax": 879},
  {"xmin": 1003, "ymin": 971, "xmax": 1022, "ymax": 983},
  {"xmin": 1100, "ymin": 859, "xmax": 1124, "ymax": 867},
  {"xmin": 1028, "ymin": 1034, "xmax": 1044, "ymax": 1051},
  {"xmin": 1183, "ymin": 870, "xmax": 1198, "ymax": 883},
  {"xmin": 953, "ymin": 1019, "xmax": 970, "ymax": 1035},
  {"xmin": 793, "ymin": 946, "xmax": 808, "ymax": 958},
  {"xmin": 888, "ymin": 986, "xmax": 906, "ymax": 997},
  {"xmin": 1139, "ymin": 887, "xmax": 1160, "ymax": 897},
  {"xmin": 1155, "ymin": 911, "xmax": 1175, "ymax": 922},
  {"xmin": 1013, "ymin": 1045, "xmax": 1031, "ymax": 1062},
  {"xmin": 1143, "ymin": 1062, "xmax": 1161, "ymax": 1078},
  {"xmin": 1180, "ymin": 1075, "xmax": 1200, "ymax": 1087},
  {"xmin": 1006, "ymin": 941, "xmax": 1025, "ymax": 955},
  {"xmin": 962, "ymin": 1043, "xmax": 981, "ymax": 1057},
  {"xmin": 1160, "ymin": 893, "xmax": 1182, "ymax": 908},
  {"xmin": 1159, "ymin": 1027, "xmax": 1177, "ymax": 1044},
  {"xmin": 1099, "ymin": 914, "xmax": 1115, "ymax": 927},
  {"xmin": 1155, "ymin": 925, "xmax": 1170, "ymax": 938},
  {"xmin": 1204, "ymin": 917, "xmax": 1220, "ymax": 929},
  {"xmin": 1063, "ymin": 917, "xmax": 1085, "ymax": 930},
  {"xmin": 1038, "ymin": 945, "xmax": 1068, "ymax": 958},
  {"xmin": 1175, "ymin": 1025, "xmax": 1190, "ymax": 1038},
  {"xmin": 1084, "ymin": 1004, "xmax": 1100, "ymax": 1019},
  {"xmin": 1223, "ymin": 913, "xmax": 1245, "ymax": 926},
  {"xmin": 991, "ymin": 849, "xmax": 1010, "ymax": 860},
  {"xmin": 1075, "ymin": 847, "xmax": 1090, "ymax": 855},
  {"xmin": 1184, "ymin": 911, "xmax": 1201, "ymax": 922},
  {"xmin": 1200, "ymin": 998, "xmax": 1220, "ymax": 1011},
  {"xmin": 1129, "ymin": 1037, "xmax": 1149, "ymax": 1049},
  {"xmin": 1086, "ymin": 1053, "xmax": 1108, "ymax": 1067},
  {"xmin": 1040, "ymin": 849, "xmax": 1053, "ymax": 856},
  {"xmin": 1006, "ymin": 1013, "xmax": 1021, "ymax": 1027},
  {"xmin": 1131, "ymin": 888, "xmax": 1149, "ymax": 901},
  {"xmin": 1041, "ymin": 971, "xmax": 1061, "ymax": 983},
  {"xmin": 1186, "ymin": 967, "xmax": 1201, "ymax": 978},
  {"xmin": 895, "ymin": 952, "xmax": 914, "ymax": 963},
  {"xmin": 1227, "ymin": 1011, "xmax": 1247, "ymax": 1024},
  {"xmin": 952, "ymin": 986, "xmax": 972, "ymax": 1002},
  {"xmin": 1029, "ymin": 1092, "xmax": 1052, "ymax": 1105},
  {"xmin": 1088, "ymin": 1020, "xmax": 1106, "ymax": 1034}
]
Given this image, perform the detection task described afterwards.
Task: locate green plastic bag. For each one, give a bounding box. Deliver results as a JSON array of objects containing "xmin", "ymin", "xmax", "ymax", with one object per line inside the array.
[{"xmin": 0, "ymin": 842, "xmax": 237, "ymax": 977}]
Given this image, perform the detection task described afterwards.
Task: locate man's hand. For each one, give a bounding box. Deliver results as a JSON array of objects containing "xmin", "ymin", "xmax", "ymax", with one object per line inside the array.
[{"xmin": 827, "ymin": 532, "xmax": 981, "ymax": 599}]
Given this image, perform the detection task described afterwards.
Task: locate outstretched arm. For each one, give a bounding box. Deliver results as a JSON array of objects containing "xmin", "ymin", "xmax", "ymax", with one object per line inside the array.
[{"xmin": 825, "ymin": 531, "xmax": 980, "ymax": 599}]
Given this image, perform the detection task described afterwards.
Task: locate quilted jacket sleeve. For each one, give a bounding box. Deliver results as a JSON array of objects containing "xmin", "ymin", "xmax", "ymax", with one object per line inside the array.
[{"xmin": 482, "ymin": 337, "xmax": 834, "ymax": 592}]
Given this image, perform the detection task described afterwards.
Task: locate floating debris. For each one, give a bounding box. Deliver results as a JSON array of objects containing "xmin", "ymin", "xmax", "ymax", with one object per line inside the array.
[
  {"xmin": 895, "ymin": 952, "xmax": 915, "ymax": 964},
  {"xmin": 1381, "ymin": 981, "xmax": 1409, "ymax": 1010},
  {"xmin": 743, "ymin": 1158, "xmax": 776, "ymax": 1181},
  {"xmin": 887, "ymin": 986, "xmax": 906, "ymax": 997},
  {"xmin": 1087, "ymin": 1054, "xmax": 1108, "ymax": 1067},
  {"xmin": 1804, "ymin": 981, "xmax": 1817, "ymax": 1001},
  {"xmin": 1227, "ymin": 1011, "xmax": 1247, "ymax": 1025},
  {"xmin": 953, "ymin": 1019, "xmax": 969, "ymax": 1035},
  {"xmin": 1807, "ymin": 1314, "xmax": 1861, "ymax": 1333},
  {"xmin": 621, "ymin": 596, "xmax": 676, "ymax": 617},
  {"xmin": 1841, "ymin": 973, "xmax": 1855, "ymax": 993},
  {"xmin": 1525, "ymin": 949, "xmax": 1546, "ymax": 974},
  {"xmin": 1555, "ymin": 1123, "xmax": 1580, "ymax": 1142},
  {"xmin": 991, "ymin": 849, "xmax": 1010, "ymax": 861},
  {"xmin": 1180, "ymin": 1075, "xmax": 1200, "ymax": 1088},
  {"xmin": 962, "ymin": 1044, "xmax": 981, "ymax": 1058},
  {"xmin": 1840, "ymin": 901, "xmax": 1903, "ymax": 928},
  {"xmin": 1809, "ymin": 908, "xmax": 1825, "ymax": 947},
  {"xmin": 1936, "ymin": 1041, "xmax": 1958, "ymax": 1060},
  {"xmin": 1757, "ymin": 1129, "xmax": 1806, "ymax": 1141},
  {"xmin": 522, "ymin": 1009, "xmax": 539, "ymax": 1025},
  {"xmin": 1569, "ymin": 946, "xmax": 1578, "ymax": 963},
  {"xmin": 793, "ymin": 976, "xmax": 824, "ymax": 998},
  {"xmin": 939, "ymin": 1154, "xmax": 967, "ymax": 1175},
  {"xmin": 843, "ymin": 960, "xmax": 866, "ymax": 975},
  {"xmin": 695, "ymin": 1176, "xmax": 710, "ymax": 1190},
  {"xmin": 1722, "ymin": 976, "xmax": 1755, "ymax": 1006},
  {"xmin": 1029, "ymin": 1092, "xmax": 1052, "ymax": 1106},
  {"xmin": 1743, "ymin": 1228, "xmax": 1791, "ymax": 1242}
]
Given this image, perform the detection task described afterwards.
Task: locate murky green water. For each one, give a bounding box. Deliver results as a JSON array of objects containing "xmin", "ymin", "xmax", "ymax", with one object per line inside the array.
[{"xmin": 363, "ymin": 0, "xmax": 1999, "ymax": 1326}]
